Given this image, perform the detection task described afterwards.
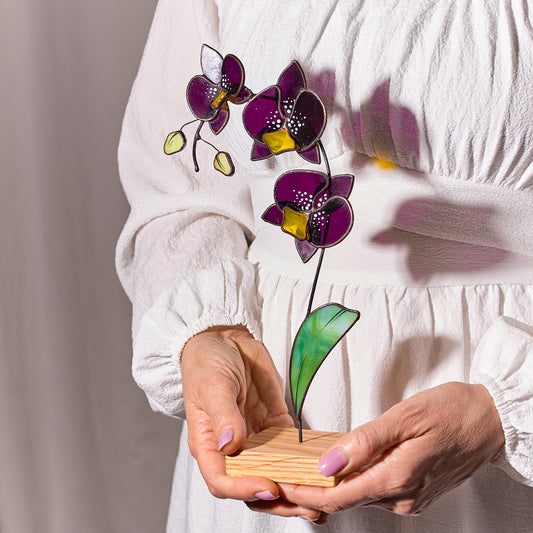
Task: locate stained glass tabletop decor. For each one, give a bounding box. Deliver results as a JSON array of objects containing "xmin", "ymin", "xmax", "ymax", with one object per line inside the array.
[{"xmin": 167, "ymin": 45, "xmax": 361, "ymax": 485}]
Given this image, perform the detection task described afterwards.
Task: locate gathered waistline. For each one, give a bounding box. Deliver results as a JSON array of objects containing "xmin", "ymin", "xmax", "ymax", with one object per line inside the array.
[{"xmin": 249, "ymin": 154, "xmax": 533, "ymax": 287}]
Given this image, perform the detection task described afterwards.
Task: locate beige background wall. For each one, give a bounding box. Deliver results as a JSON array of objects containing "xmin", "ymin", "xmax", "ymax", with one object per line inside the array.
[{"xmin": 0, "ymin": 1, "xmax": 185, "ymax": 531}]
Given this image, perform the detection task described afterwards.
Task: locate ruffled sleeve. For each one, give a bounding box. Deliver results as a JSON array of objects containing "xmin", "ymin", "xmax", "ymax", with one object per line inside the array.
[
  {"xmin": 471, "ymin": 316, "xmax": 533, "ymax": 486},
  {"xmin": 115, "ymin": 0, "xmax": 261, "ymax": 418}
]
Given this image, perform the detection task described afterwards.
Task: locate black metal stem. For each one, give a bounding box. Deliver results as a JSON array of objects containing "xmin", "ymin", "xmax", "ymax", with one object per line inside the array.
[
  {"xmin": 180, "ymin": 118, "xmax": 199, "ymax": 130},
  {"xmin": 192, "ymin": 121, "xmax": 205, "ymax": 172},
  {"xmin": 303, "ymin": 141, "xmax": 333, "ymax": 316},
  {"xmin": 306, "ymin": 247, "xmax": 325, "ymax": 317},
  {"xmin": 298, "ymin": 418, "xmax": 303, "ymax": 443},
  {"xmin": 200, "ymin": 137, "xmax": 219, "ymax": 153},
  {"xmin": 318, "ymin": 140, "xmax": 331, "ymax": 178}
]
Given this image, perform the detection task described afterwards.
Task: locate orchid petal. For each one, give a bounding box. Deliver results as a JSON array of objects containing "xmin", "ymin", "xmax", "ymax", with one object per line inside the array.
[
  {"xmin": 297, "ymin": 145, "xmax": 321, "ymax": 164},
  {"xmin": 221, "ymin": 54, "xmax": 245, "ymax": 95},
  {"xmin": 201, "ymin": 44, "xmax": 223, "ymax": 84},
  {"xmin": 243, "ymin": 86, "xmax": 283, "ymax": 142},
  {"xmin": 210, "ymin": 102, "xmax": 229, "ymax": 134},
  {"xmin": 274, "ymin": 170, "xmax": 328, "ymax": 210},
  {"xmin": 278, "ymin": 61, "xmax": 306, "ymax": 116},
  {"xmin": 229, "ymin": 86, "xmax": 253, "ymax": 105},
  {"xmin": 308, "ymin": 196, "xmax": 353, "ymax": 247},
  {"xmin": 250, "ymin": 141, "xmax": 273, "ymax": 161},
  {"xmin": 187, "ymin": 76, "xmax": 220, "ymax": 120},
  {"xmin": 328, "ymin": 174, "xmax": 355, "ymax": 198},
  {"xmin": 287, "ymin": 90, "xmax": 326, "ymax": 151},
  {"xmin": 313, "ymin": 174, "xmax": 355, "ymax": 208},
  {"xmin": 295, "ymin": 239, "xmax": 318, "ymax": 263},
  {"xmin": 262, "ymin": 204, "xmax": 284, "ymax": 225}
]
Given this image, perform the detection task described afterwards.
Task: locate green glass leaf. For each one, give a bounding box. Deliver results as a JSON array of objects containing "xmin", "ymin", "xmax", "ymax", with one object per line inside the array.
[
  {"xmin": 164, "ymin": 130, "xmax": 186, "ymax": 155},
  {"xmin": 290, "ymin": 304, "xmax": 360, "ymax": 419}
]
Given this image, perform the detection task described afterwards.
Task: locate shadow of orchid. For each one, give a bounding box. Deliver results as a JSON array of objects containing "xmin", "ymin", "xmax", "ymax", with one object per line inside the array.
[
  {"xmin": 371, "ymin": 198, "xmax": 509, "ymax": 282},
  {"xmin": 341, "ymin": 80, "xmax": 421, "ymax": 172}
]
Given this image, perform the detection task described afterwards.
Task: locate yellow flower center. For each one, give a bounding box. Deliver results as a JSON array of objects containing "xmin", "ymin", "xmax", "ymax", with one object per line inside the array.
[
  {"xmin": 282, "ymin": 207, "xmax": 309, "ymax": 241},
  {"xmin": 211, "ymin": 90, "xmax": 228, "ymax": 108},
  {"xmin": 263, "ymin": 128, "xmax": 296, "ymax": 153}
]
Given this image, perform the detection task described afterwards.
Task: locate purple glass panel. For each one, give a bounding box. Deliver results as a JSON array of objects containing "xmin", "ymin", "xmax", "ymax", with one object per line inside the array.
[
  {"xmin": 275, "ymin": 170, "xmax": 327, "ymax": 210},
  {"xmin": 221, "ymin": 54, "xmax": 244, "ymax": 95},
  {"xmin": 251, "ymin": 141, "xmax": 272, "ymax": 161},
  {"xmin": 328, "ymin": 174, "xmax": 354, "ymax": 198},
  {"xmin": 309, "ymin": 197, "xmax": 353, "ymax": 247},
  {"xmin": 298, "ymin": 145, "xmax": 321, "ymax": 164},
  {"xmin": 243, "ymin": 86, "xmax": 283, "ymax": 141},
  {"xmin": 287, "ymin": 91, "xmax": 326, "ymax": 151},
  {"xmin": 278, "ymin": 61, "xmax": 306, "ymax": 115},
  {"xmin": 210, "ymin": 103, "xmax": 229, "ymax": 134},
  {"xmin": 230, "ymin": 86, "xmax": 253, "ymax": 104},
  {"xmin": 296, "ymin": 239, "xmax": 318, "ymax": 263},
  {"xmin": 313, "ymin": 174, "xmax": 354, "ymax": 208},
  {"xmin": 262, "ymin": 204, "xmax": 284, "ymax": 225},
  {"xmin": 187, "ymin": 76, "xmax": 219, "ymax": 120}
]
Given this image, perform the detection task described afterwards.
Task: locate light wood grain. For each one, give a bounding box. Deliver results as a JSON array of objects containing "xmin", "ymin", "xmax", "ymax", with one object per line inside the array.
[{"xmin": 225, "ymin": 427, "xmax": 345, "ymax": 487}]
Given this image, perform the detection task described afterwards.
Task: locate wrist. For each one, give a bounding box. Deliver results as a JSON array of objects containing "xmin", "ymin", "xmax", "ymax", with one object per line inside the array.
[
  {"xmin": 182, "ymin": 324, "xmax": 253, "ymax": 363},
  {"xmin": 473, "ymin": 383, "xmax": 506, "ymax": 459}
]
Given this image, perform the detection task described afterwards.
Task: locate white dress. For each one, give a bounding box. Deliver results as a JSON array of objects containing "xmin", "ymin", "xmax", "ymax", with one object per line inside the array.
[{"xmin": 116, "ymin": 1, "xmax": 533, "ymax": 531}]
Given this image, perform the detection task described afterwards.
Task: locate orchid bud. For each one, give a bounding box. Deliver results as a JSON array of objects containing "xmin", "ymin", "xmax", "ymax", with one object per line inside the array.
[
  {"xmin": 164, "ymin": 131, "xmax": 186, "ymax": 155},
  {"xmin": 214, "ymin": 151, "xmax": 235, "ymax": 176}
]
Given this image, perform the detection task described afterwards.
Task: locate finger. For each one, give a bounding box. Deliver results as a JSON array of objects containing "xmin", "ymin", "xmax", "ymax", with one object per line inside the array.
[
  {"xmin": 317, "ymin": 407, "xmax": 409, "ymax": 477},
  {"xmin": 187, "ymin": 410, "xmax": 281, "ymax": 501},
  {"xmin": 190, "ymin": 374, "xmax": 248, "ymax": 455},
  {"xmin": 279, "ymin": 474, "xmax": 383, "ymax": 514},
  {"xmin": 246, "ymin": 499, "xmax": 324, "ymax": 522},
  {"xmin": 280, "ymin": 440, "xmax": 424, "ymax": 513}
]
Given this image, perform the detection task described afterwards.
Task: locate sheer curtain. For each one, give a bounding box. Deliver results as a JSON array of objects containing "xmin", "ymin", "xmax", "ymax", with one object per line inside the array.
[{"xmin": 0, "ymin": 1, "xmax": 181, "ymax": 532}]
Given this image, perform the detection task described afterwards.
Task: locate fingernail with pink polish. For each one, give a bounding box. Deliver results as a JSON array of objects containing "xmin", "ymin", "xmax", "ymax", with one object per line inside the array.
[
  {"xmin": 217, "ymin": 428, "xmax": 234, "ymax": 451},
  {"xmin": 318, "ymin": 448, "xmax": 347, "ymax": 477},
  {"xmin": 255, "ymin": 491, "xmax": 277, "ymax": 500}
]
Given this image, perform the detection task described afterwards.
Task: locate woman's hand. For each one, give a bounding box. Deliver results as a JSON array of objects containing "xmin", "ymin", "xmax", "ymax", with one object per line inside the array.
[
  {"xmin": 181, "ymin": 326, "xmax": 303, "ymax": 507},
  {"xmin": 251, "ymin": 382, "xmax": 505, "ymax": 517}
]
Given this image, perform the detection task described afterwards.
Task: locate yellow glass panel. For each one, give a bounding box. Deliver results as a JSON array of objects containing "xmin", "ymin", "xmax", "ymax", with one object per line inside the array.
[
  {"xmin": 213, "ymin": 151, "xmax": 235, "ymax": 176},
  {"xmin": 263, "ymin": 128, "xmax": 296, "ymax": 153},
  {"xmin": 282, "ymin": 207, "xmax": 308, "ymax": 240},
  {"xmin": 164, "ymin": 131, "xmax": 186, "ymax": 155},
  {"xmin": 211, "ymin": 90, "xmax": 228, "ymax": 108}
]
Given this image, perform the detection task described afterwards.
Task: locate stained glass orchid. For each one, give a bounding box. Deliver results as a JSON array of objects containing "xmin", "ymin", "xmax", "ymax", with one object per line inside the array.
[
  {"xmin": 165, "ymin": 45, "xmax": 361, "ymax": 448},
  {"xmin": 262, "ymin": 170, "xmax": 354, "ymax": 263},
  {"xmin": 261, "ymin": 168, "xmax": 358, "ymax": 444},
  {"xmin": 164, "ymin": 45, "xmax": 252, "ymax": 176},
  {"xmin": 243, "ymin": 62, "xmax": 326, "ymax": 164},
  {"xmin": 186, "ymin": 45, "xmax": 252, "ymax": 134}
]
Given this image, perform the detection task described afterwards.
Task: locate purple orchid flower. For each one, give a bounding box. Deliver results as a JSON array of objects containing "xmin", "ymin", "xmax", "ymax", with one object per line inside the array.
[
  {"xmin": 186, "ymin": 45, "xmax": 252, "ymax": 135},
  {"xmin": 262, "ymin": 170, "xmax": 354, "ymax": 262},
  {"xmin": 242, "ymin": 62, "xmax": 326, "ymax": 164}
]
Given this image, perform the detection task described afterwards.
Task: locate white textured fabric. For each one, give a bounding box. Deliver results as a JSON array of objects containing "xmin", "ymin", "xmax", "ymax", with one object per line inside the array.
[{"xmin": 116, "ymin": 0, "xmax": 533, "ymax": 531}]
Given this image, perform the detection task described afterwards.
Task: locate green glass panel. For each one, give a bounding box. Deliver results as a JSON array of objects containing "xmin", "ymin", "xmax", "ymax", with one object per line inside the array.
[{"xmin": 290, "ymin": 304, "xmax": 360, "ymax": 418}]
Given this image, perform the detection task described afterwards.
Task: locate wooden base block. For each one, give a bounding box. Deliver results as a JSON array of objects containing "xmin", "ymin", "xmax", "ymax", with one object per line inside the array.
[{"xmin": 225, "ymin": 427, "xmax": 345, "ymax": 487}]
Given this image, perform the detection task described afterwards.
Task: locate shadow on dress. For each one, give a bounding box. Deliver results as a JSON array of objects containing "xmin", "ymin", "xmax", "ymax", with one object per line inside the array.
[{"xmin": 379, "ymin": 335, "xmax": 459, "ymax": 412}]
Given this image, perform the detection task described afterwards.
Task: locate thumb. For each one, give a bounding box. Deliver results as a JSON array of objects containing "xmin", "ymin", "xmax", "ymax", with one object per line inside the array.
[
  {"xmin": 191, "ymin": 376, "xmax": 248, "ymax": 455},
  {"xmin": 318, "ymin": 411, "xmax": 406, "ymax": 478}
]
